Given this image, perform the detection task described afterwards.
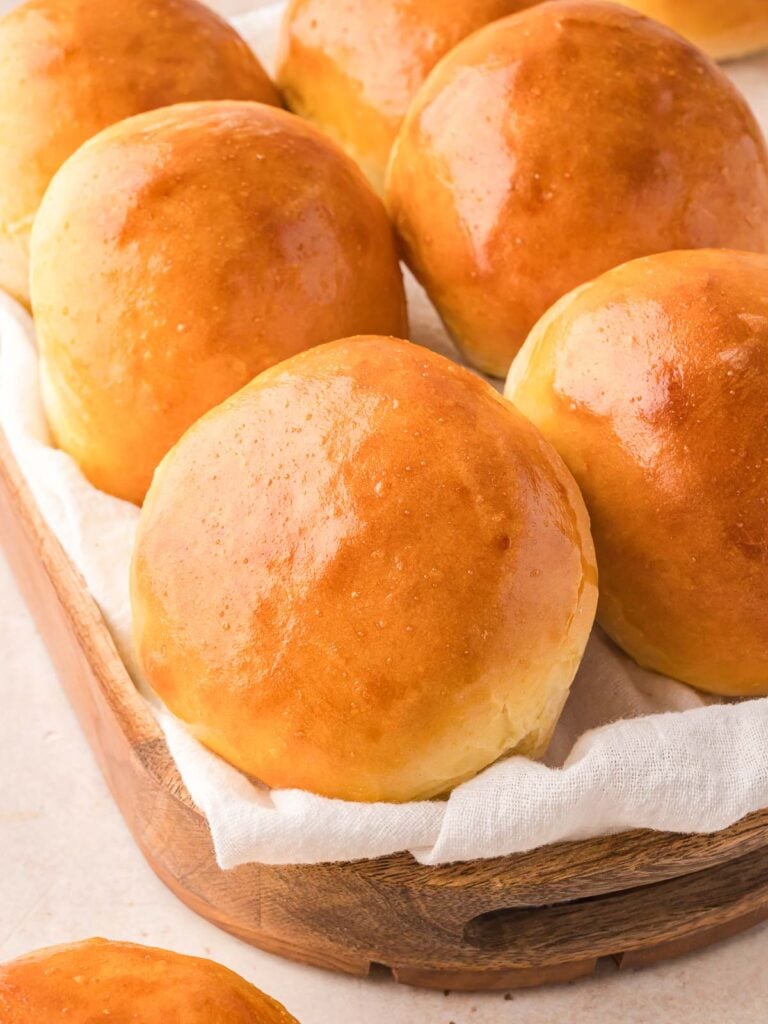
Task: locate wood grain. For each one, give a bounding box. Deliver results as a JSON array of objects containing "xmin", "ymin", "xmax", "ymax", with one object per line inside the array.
[{"xmin": 2, "ymin": 427, "xmax": 768, "ymax": 990}]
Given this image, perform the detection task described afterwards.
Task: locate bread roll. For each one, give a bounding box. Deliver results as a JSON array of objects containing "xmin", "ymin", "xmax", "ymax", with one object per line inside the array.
[
  {"xmin": 131, "ymin": 336, "xmax": 597, "ymax": 803},
  {"xmin": 0, "ymin": 0, "xmax": 280, "ymax": 307},
  {"xmin": 386, "ymin": 1, "xmax": 768, "ymax": 378},
  {"xmin": 0, "ymin": 938, "xmax": 298, "ymax": 1022},
  {"xmin": 506, "ymin": 248, "xmax": 768, "ymax": 697},
  {"xmin": 617, "ymin": 1, "xmax": 768, "ymax": 59},
  {"xmin": 31, "ymin": 101, "xmax": 407, "ymax": 505},
  {"xmin": 276, "ymin": 0, "xmax": 536, "ymax": 190}
]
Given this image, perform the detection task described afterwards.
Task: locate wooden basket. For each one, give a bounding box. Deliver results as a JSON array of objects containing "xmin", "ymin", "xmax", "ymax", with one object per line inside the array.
[{"xmin": 2, "ymin": 428, "xmax": 768, "ymax": 992}]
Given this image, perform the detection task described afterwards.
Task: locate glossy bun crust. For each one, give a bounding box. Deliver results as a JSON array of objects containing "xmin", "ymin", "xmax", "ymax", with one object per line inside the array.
[
  {"xmin": 619, "ymin": 0, "xmax": 768, "ymax": 59},
  {"xmin": 276, "ymin": 0, "xmax": 536, "ymax": 190},
  {"xmin": 506, "ymin": 249, "xmax": 768, "ymax": 696},
  {"xmin": 31, "ymin": 101, "xmax": 407, "ymax": 505},
  {"xmin": 386, "ymin": 1, "xmax": 768, "ymax": 378},
  {"xmin": 0, "ymin": 0, "xmax": 279, "ymax": 306},
  {"xmin": 0, "ymin": 939, "xmax": 299, "ymax": 1023},
  {"xmin": 132, "ymin": 337, "xmax": 597, "ymax": 803}
]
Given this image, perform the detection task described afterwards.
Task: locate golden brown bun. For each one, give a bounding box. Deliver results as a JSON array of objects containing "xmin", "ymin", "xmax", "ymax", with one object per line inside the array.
[
  {"xmin": 132, "ymin": 336, "xmax": 597, "ymax": 803},
  {"xmin": 386, "ymin": 1, "xmax": 768, "ymax": 378},
  {"xmin": 0, "ymin": 0, "xmax": 280, "ymax": 307},
  {"xmin": 276, "ymin": 0, "xmax": 536, "ymax": 190},
  {"xmin": 617, "ymin": 0, "xmax": 768, "ymax": 59},
  {"xmin": 31, "ymin": 101, "xmax": 407, "ymax": 506},
  {"xmin": 0, "ymin": 938, "xmax": 299, "ymax": 1022},
  {"xmin": 506, "ymin": 249, "xmax": 768, "ymax": 697}
]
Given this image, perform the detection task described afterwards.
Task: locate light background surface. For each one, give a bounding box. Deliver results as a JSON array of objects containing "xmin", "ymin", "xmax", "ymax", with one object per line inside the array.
[{"xmin": 0, "ymin": 0, "xmax": 767, "ymax": 1020}]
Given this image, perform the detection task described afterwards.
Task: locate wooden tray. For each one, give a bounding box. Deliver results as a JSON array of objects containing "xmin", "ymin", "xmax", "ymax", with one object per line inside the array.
[{"xmin": 2, "ymin": 428, "xmax": 768, "ymax": 992}]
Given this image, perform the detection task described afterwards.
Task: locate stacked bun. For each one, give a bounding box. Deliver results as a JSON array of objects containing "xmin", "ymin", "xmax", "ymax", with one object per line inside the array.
[
  {"xmin": 0, "ymin": 0, "xmax": 280, "ymax": 306},
  {"xmin": 31, "ymin": 101, "xmax": 407, "ymax": 505},
  {"xmin": 506, "ymin": 249, "xmax": 768, "ymax": 696},
  {"xmin": 386, "ymin": 0, "xmax": 768, "ymax": 376},
  {"xmin": 276, "ymin": 0, "xmax": 536, "ymax": 189},
  {"xmin": 0, "ymin": 939, "xmax": 299, "ymax": 1022},
  {"xmin": 617, "ymin": 1, "xmax": 768, "ymax": 59}
]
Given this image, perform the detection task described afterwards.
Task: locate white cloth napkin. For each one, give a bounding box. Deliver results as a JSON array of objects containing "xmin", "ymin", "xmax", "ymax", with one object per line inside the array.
[{"xmin": 2, "ymin": 0, "xmax": 768, "ymax": 867}]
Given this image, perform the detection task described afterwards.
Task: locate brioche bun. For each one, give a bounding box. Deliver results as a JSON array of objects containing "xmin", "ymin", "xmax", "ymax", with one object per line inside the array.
[
  {"xmin": 276, "ymin": 0, "xmax": 536, "ymax": 190},
  {"xmin": 0, "ymin": 939, "xmax": 298, "ymax": 1022},
  {"xmin": 132, "ymin": 336, "xmax": 597, "ymax": 803},
  {"xmin": 31, "ymin": 101, "xmax": 407, "ymax": 505},
  {"xmin": 617, "ymin": 1, "xmax": 768, "ymax": 59},
  {"xmin": 0, "ymin": 0, "xmax": 279, "ymax": 306},
  {"xmin": 506, "ymin": 248, "xmax": 768, "ymax": 696},
  {"xmin": 386, "ymin": 1, "xmax": 768, "ymax": 377}
]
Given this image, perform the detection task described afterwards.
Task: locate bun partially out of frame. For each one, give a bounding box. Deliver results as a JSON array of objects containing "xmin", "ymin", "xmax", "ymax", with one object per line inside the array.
[
  {"xmin": 0, "ymin": 0, "xmax": 280, "ymax": 306},
  {"xmin": 618, "ymin": 0, "xmax": 768, "ymax": 60},
  {"xmin": 0, "ymin": 938, "xmax": 300, "ymax": 1023},
  {"xmin": 276, "ymin": 0, "xmax": 537, "ymax": 190}
]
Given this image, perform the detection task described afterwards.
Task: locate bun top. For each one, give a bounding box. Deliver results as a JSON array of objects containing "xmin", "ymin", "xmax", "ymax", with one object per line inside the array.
[
  {"xmin": 386, "ymin": 0, "xmax": 768, "ymax": 378},
  {"xmin": 276, "ymin": 0, "xmax": 536, "ymax": 189},
  {"xmin": 0, "ymin": 939, "xmax": 299, "ymax": 1023},
  {"xmin": 31, "ymin": 101, "xmax": 407, "ymax": 505},
  {"xmin": 618, "ymin": 0, "xmax": 768, "ymax": 59},
  {"xmin": 506, "ymin": 248, "xmax": 768, "ymax": 695},
  {"xmin": 0, "ymin": 0, "xmax": 280, "ymax": 305},
  {"xmin": 132, "ymin": 336, "xmax": 596, "ymax": 803}
]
